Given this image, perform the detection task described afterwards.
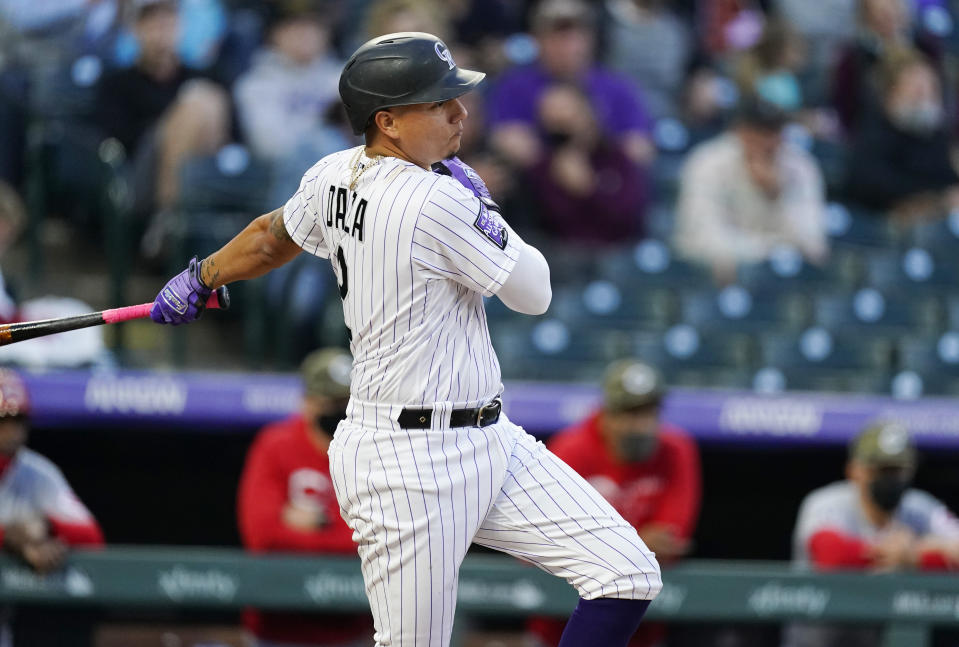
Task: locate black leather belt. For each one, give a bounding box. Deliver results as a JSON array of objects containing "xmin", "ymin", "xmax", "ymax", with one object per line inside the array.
[{"xmin": 398, "ymin": 397, "xmax": 502, "ymax": 429}]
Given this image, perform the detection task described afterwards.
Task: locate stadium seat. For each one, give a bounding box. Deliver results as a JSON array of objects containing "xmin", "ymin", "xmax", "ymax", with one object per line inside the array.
[
  {"xmin": 909, "ymin": 212, "xmax": 959, "ymax": 254},
  {"xmin": 814, "ymin": 288, "xmax": 943, "ymax": 336},
  {"xmin": 551, "ymin": 280, "xmax": 679, "ymax": 332},
  {"xmin": 680, "ymin": 285, "xmax": 812, "ymax": 333},
  {"xmin": 757, "ymin": 327, "xmax": 894, "ymax": 393},
  {"xmin": 738, "ymin": 244, "xmax": 865, "ymax": 293},
  {"xmin": 898, "ymin": 332, "xmax": 959, "ymax": 377},
  {"xmin": 865, "ymin": 247, "xmax": 958, "ymax": 293},
  {"xmin": 823, "ymin": 202, "xmax": 902, "ymax": 247},
  {"xmin": 492, "ymin": 318, "xmax": 625, "ymax": 382},
  {"xmin": 632, "ymin": 325, "xmax": 757, "ymax": 388},
  {"xmin": 888, "ymin": 369, "xmax": 959, "ymax": 398},
  {"xmin": 175, "ymin": 145, "xmax": 273, "ymax": 214},
  {"xmin": 597, "ymin": 239, "xmax": 711, "ymax": 289}
]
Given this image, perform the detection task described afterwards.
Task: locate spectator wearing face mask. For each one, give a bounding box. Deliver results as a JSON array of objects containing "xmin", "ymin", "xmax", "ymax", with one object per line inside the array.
[
  {"xmin": 528, "ymin": 360, "xmax": 701, "ymax": 647},
  {"xmin": 844, "ymin": 50, "xmax": 959, "ymax": 223},
  {"xmin": 237, "ymin": 347, "xmax": 372, "ymax": 647},
  {"xmin": 783, "ymin": 421, "xmax": 959, "ymax": 647},
  {"xmin": 526, "ymin": 83, "xmax": 648, "ymax": 246}
]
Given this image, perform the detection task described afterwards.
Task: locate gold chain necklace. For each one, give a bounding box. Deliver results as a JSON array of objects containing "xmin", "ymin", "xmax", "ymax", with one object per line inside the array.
[{"xmin": 349, "ymin": 148, "xmax": 383, "ymax": 191}]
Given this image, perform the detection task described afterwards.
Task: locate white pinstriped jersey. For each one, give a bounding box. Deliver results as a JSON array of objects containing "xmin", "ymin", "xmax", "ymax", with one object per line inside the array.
[
  {"xmin": 283, "ymin": 146, "xmax": 521, "ymax": 408},
  {"xmin": 0, "ymin": 448, "xmax": 96, "ymax": 526}
]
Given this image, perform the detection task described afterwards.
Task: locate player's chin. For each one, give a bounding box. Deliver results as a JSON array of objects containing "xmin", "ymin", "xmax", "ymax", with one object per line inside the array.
[{"xmin": 446, "ymin": 134, "xmax": 462, "ymax": 157}]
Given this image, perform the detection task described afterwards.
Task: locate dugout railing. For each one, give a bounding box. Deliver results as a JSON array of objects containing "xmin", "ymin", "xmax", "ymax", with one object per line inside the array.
[{"xmin": 0, "ymin": 547, "xmax": 955, "ymax": 647}]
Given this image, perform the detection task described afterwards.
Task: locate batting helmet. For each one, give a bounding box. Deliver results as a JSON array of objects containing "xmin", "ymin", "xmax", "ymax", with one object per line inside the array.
[
  {"xmin": 339, "ymin": 32, "xmax": 485, "ymax": 135},
  {"xmin": 0, "ymin": 369, "xmax": 29, "ymax": 418}
]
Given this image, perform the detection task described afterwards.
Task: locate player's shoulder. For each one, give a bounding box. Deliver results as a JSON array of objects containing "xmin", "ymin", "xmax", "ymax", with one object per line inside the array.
[
  {"xmin": 11, "ymin": 448, "xmax": 66, "ymax": 483},
  {"xmin": 252, "ymin": 416, "xmax": 303, "ymax": 452},
  {"xmin": 800, "ymin": 480, "xmax": 855, "ymax": 512},
  {"xmin": 658, "ymin": 424, "xmax": 697, "ymax": 449},
  {"xmin": 419, "ymin": 175, "xmax": 479, "ymax": 219},
  {"xmin": 900, "ymin": 488, "xmax": 945, "ymax": 515},
  {"xmin": 303, "ymin": 147, "xmax": 359, "ymax": 180}
]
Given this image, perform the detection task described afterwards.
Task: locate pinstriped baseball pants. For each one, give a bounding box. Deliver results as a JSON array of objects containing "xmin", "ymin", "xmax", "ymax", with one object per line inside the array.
[{"xmin": 328, "ymin": 410, "xmax": 662, "ymax": 647}]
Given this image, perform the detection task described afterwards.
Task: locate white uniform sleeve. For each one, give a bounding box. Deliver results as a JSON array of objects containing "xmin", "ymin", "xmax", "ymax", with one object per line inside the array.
[
  {"xmin": 412, "ymin": 179, "xmax": 521, "ymax": 296},
  {"xmin": 35, "ymin": 462, "xmax": 95, "ymax": 524},
  {"xmin": 283, "ymin": 166, "xmax": 330, "ymax": 259},
  {"xmin": 496, "ymin": 241, "xmax": 551, "ymax": 315},
  {"xmin": 793, "ymin": 486, "xmax": 852, "ymax": 552}
]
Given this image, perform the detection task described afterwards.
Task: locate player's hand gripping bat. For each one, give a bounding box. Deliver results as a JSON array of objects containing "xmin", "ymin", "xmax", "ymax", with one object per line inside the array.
[{"xmin": 0, "ymin": 286, "xmax": 229, "ymax": 347}]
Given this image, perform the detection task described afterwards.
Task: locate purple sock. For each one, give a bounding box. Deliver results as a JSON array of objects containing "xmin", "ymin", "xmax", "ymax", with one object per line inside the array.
[{"xmin": 557, "ymin": 597, "xmax": 651, "ymax": 647}]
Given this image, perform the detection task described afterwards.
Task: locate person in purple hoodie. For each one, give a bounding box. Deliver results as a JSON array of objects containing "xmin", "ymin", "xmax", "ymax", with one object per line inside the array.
[
  {"xmin": 526, "ymin": 83, "xmax": 648, "ymax": 245},
  {"xmin": 486, "ymin": 0, "xmax": 655, "ymax": 171}
]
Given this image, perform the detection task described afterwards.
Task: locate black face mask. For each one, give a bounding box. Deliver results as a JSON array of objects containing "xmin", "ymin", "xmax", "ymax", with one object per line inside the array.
[
  {"xmin": 316, "ymin": 410, "xmax": 348, "ymax": 435},
  {"xmin": 869, "ymin": 473, "xmax": 910, "ymax": 513},
  {"xmin": 619, "ymin": 433, "xmax": 659, "ymax": 463},
  {"xmin": 544, "ymin": 129, "xmax": 575, "ymax": 148}
]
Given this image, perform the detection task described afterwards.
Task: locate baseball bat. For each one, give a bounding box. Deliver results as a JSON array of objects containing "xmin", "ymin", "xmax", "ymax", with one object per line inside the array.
[{"xmin": 0, "ymin": 286, "xmax": 230, "ymax": 347}]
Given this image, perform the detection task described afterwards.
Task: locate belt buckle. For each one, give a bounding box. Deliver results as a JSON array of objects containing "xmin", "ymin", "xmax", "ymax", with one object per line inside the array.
[{"xmin": 476, "ymin": 397, "xmax": 502, "ymax": 426}]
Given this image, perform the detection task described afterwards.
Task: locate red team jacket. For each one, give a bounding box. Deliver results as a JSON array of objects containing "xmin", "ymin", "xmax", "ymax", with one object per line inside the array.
[
  {"xmin": 530, "ymin": 412, "xmax": 702, "ymax": 647},
  {"xmin": 237, "ymin": 415, "xmax": 371, "ymax": 645}
]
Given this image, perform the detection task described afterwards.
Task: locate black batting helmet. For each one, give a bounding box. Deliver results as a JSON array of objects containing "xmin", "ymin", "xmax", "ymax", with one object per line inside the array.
[{"xmin": 339, "ymin": 32, "xmax": 485, "ymax": 135}]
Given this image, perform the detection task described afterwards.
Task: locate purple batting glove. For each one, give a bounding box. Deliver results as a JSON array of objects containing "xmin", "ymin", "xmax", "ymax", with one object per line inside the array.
[
  {"xmin": 150, "ymin": 256, "xmax": 212, "ymax": 325},
  {"xmin": 432, "ymin": 156, "xmax": 500, "ymax": 211}
]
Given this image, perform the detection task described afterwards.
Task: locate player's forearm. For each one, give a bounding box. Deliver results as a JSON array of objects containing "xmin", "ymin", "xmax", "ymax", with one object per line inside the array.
[
  {"xmin": 47, "ymin": 518, "xmax": 104, "ymax": 547},
  {"xmin": 199, "ymin": 209, "xmax": 301, "ymax": 288}
]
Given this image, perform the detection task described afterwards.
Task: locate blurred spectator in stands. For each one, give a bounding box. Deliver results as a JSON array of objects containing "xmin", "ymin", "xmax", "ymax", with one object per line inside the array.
[
  {"xmin": 772, "ymin": 0, "xmax": 857, "ymax": 73},
  {"xmin": 529, "ymin": 359, "xmax": 701, "ymax": 647},
  {"xmin": 783, "ymin": 421, "xmax": 959, "ymax": 647},
  {"xmin": 237, "ymin": 348, "xmax": 372, "ymax": 647},
  {"xmin": 0, "ymin": 182, "xmax": 24, "ymax": 325},
  {"xmin": 234, "ymin": 0, "xmax": 343, "ymax": 163},
  {"xmin": 845, "ymin": 50, "xmax": 959, "ymax": 224},
  {"xmin": 526, "ymin": 84, "xmax": 648, "ymax": 245},
  {"xmin": 698, "ymin": 0, "xmax": 766, "ymax": 56},
  {"xmin": 0, "ymin": 369, "xmax": 104, "ymax": 574},
  {"xmin": 604, "ymin": 0, "xmax": 692, "ymax": 119},
  {"xmin": 735, "ymin": 18, "xmax": 842, "ymax": 141},
  {"xmin": 363, "ymin": 0, "xmax": 452, "ymax": 42},
  {"xmin": 95, "ymin": 0, "xmax": 230, "ymax": 250},
  {"xmin": 487, "ymin": 0, "xmax": 655, "ymax": 170},
  {"xmin": 675, "ymin": 97, "xmax": 828, "ymax": 285},
  {"xmin": 831, "ymin": 0, "xmax": 942, "ymax": 134},
  {"xmin": 680, "ymin": 61, "xmax": 736, "ymax": 147}
]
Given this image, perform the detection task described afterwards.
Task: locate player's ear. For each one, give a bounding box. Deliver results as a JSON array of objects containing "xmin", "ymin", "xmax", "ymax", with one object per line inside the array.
[{"xmin": 373, "ymin": 109, "xmax": 401, "ymax": 140}]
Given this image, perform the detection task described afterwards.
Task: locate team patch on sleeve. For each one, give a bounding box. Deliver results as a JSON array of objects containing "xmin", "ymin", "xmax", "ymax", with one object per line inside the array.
[{"xmin": 473, "ymin": 203, "xmax": 508, "ymax": 250}]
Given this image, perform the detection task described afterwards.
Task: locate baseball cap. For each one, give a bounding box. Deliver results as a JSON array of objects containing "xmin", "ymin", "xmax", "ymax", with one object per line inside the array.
[
  {"xmin": 531, "ymin": 0, "xmax": 594, "ymax": 32},
  {"xmin": 850, "ymin": 421, "xmax": 917, "ymax": 467},
  {"xmin": 301, "ymin": 348, "xmax": 352, "ymax": 399},
  {"xmin": 0, "ymin": 369, "xmax": 29, "ymax": 418},
  {"xmin": 602, "ymin": 360, "xmax": 665, "ymax": 412},
  {"xmin": 736, "ymin": 95, "xmax": 791, "ymax": 131}
]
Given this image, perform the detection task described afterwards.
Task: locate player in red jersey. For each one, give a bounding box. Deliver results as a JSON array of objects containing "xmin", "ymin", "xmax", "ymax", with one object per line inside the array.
[{"xmin": 530, "ymin": 359, "xmax": 701, "ymax": 647}]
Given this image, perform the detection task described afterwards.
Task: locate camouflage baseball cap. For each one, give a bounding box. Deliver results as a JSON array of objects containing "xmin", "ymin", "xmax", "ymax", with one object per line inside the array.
[
  {"xmin": 300, "ymin": 348, "xmax": 352, "ymax": 399},
  {"xmin": 850, "ymin": 421, "xmax": 917, "ymax": 467},
  {"xmin": 602, "ymin": 360, "xmax": 665, "ymax": 412}
]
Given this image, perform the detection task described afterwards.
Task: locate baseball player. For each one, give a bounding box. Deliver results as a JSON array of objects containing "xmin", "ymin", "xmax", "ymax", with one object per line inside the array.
[
  {"xmin": 0, "ymin": 369, "xmax": 104, "ymax": 574},
  {"xmin": 150, "ymin": 32, "xmax": 661, "ymax": 647},
  {"xmin": 783, "ymin": 421, "xmax": 959, "ymax": 647}
]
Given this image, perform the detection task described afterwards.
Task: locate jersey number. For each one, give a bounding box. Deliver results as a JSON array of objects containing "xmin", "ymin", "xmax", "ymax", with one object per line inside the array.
[{"xmin": 336, "ymin": 245, "xmax": 348, "ymax": 298}]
